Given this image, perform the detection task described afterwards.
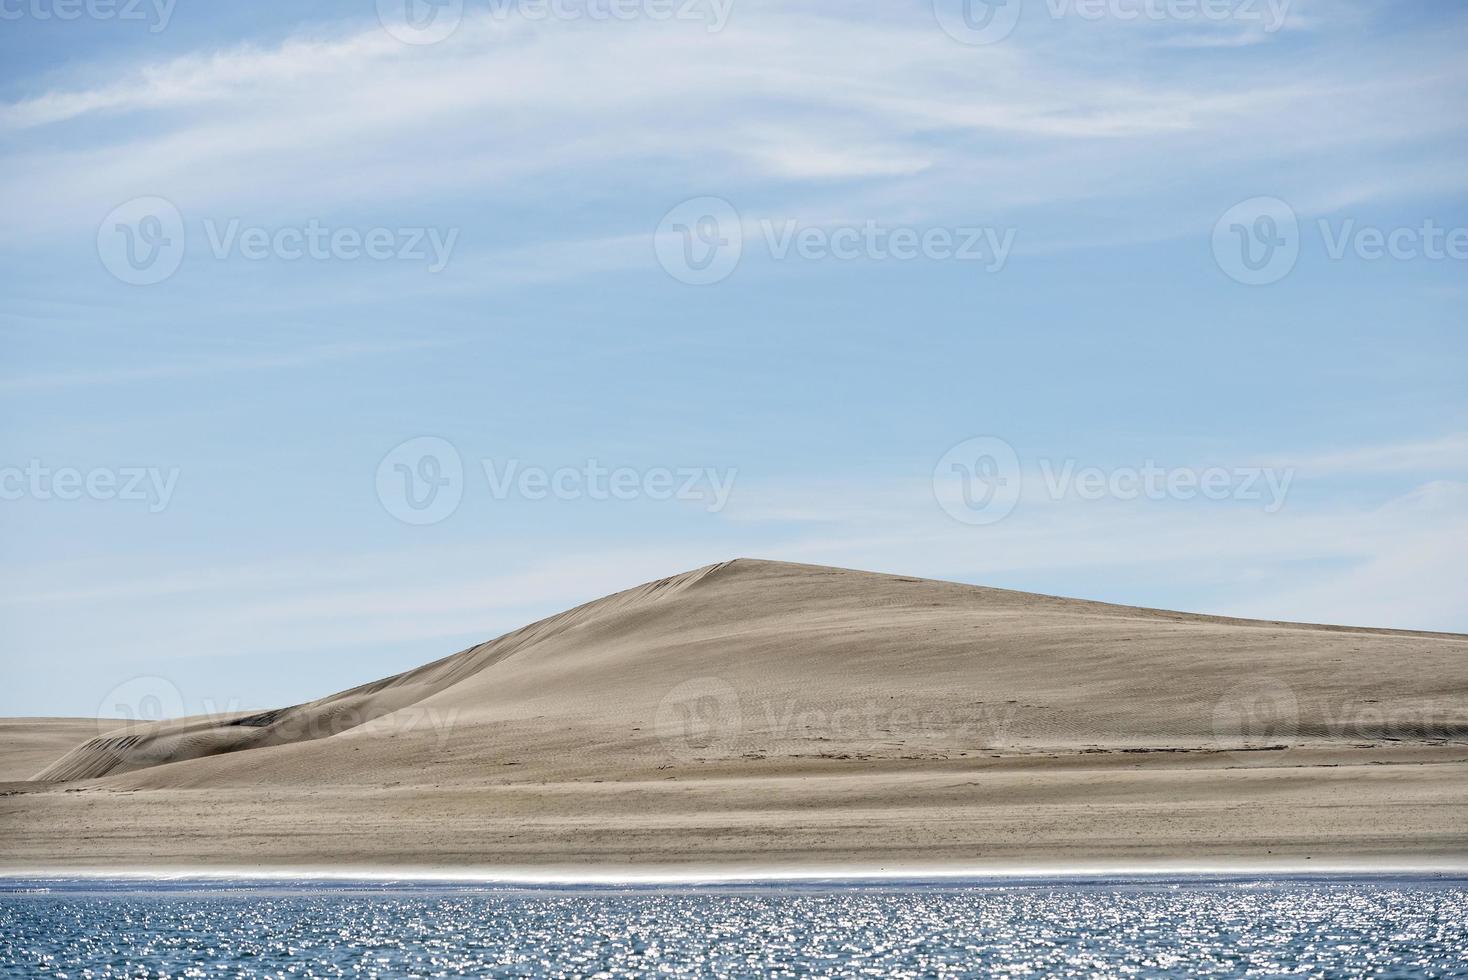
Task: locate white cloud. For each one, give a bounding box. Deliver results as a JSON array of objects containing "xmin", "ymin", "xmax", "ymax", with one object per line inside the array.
[
  {"xmin": 2, "ymin": 1, "xmax": 1465, "ymax": 712},
  {"xmin": 2, "ymin": 1, "xmax": 1463, "ymax": 252},
  {"xmin": 4, "ymin": 437, "xmax": 1462, "ymax": 685},
  {"xmin": 0, "ymin": 340, "xmax": 453, "ymax": 392},
  {"xmin": 1258, "ymin": 435, "xmax": 1468, "ymax": 476}
]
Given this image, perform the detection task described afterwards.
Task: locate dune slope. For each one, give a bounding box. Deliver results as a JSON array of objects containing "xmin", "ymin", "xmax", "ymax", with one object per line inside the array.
[
  {"xmin": 34, "ymin": 558, "xmax": 1467, "ymax": 785},
  {"xmin": 6, "ymin": 559, "xmax": 1466, "ymax": 871}
]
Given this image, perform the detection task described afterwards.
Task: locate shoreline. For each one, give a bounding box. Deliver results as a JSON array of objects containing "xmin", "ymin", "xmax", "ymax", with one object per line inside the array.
[
  {"xmin": 6, "ymin": 860, "xmax": 1468, "ymax": 887},
  {"xmin": 5, "ymin": 748, "xmax": 1465, "ymax": 875}
]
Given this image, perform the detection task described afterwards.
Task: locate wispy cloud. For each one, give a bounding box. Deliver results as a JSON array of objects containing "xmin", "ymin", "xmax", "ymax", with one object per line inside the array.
[
  {"xmin": 1259, "ymin": 436, "xmax": 1468, "ymax": 476},
  {"xmin": 5, "ymin": 436, "xmax": 1464, "ymax": 684},
  {"xmin": 2, "ymin": 1, "xmax": 1465, "ymax": 716},
  {"xmin": 0, "ymin": 339, "xmax": 451, "ymax": 393},
  {"xmin": 2, "ymin": 1, "xmax": 1464, "ymax": 251}
]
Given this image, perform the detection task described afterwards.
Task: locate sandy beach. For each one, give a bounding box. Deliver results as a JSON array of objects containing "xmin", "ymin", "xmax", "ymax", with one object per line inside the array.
[{"xmin": 3, "ymin": 559, "xmax": 1465, "ymax": 874}]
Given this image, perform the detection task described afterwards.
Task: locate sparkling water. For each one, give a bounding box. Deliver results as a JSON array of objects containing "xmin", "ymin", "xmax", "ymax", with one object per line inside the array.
[{"xmin": 2, "ymin": 876, "xmax": 1465, "ymax": 977}]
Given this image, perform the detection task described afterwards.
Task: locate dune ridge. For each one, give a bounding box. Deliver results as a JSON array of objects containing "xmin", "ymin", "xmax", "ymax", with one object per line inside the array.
[
  {"xmin": 5, "ymin": 558, "xmax": 1466, "ymax": 872},
  {"xmin": 33, "ymin": 558, "xmax": 1468, "ymax": 784},
  {"xmin": 34, "ymin": 561, "xmax": 739, "ymax": 782}
]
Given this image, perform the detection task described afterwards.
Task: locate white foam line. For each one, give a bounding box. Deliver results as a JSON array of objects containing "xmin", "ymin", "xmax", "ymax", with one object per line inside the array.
[{"xmin": 6, "ymin": 860, "xmax": 1468, "ymax": 885}]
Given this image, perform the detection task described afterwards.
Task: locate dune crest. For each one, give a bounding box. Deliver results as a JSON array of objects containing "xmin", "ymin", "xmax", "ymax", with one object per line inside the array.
[
  {"xmin": 33, "ymin": 558, "xmax": 1467, "ymax": 786},
  {"xmin": 6, "ymin": 559, "xmax": 1468, "ymax": 872},
  {"xmin": 34, "ymin": 561, "xmax": 740, "ymax": 782}
]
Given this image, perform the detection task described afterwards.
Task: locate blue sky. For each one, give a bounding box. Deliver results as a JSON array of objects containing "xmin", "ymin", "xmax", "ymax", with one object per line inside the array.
[{"xmin": 1, "ymin": 0, "xmax": 1465, "ymax": 718}]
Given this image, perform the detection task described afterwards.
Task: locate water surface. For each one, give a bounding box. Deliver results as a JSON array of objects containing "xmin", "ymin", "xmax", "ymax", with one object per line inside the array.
[{"xmin": 2, "ymin": 875, "xmax": 1465, "ymax": 977}]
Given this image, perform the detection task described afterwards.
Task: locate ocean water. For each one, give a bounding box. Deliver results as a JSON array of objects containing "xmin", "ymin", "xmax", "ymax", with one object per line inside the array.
[{"xmin": 1, "ymin": 876, "xmax": 1465, "ymax": 977}]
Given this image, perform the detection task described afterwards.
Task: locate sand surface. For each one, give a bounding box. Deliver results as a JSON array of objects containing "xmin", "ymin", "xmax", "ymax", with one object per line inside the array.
[
  {"xmin": 2, "ymin": 559, "xmax": 1465, "ymax": 873},
  {"xmin": 0, "ymin": 719, "xmax": 109, "ymax": 782}
]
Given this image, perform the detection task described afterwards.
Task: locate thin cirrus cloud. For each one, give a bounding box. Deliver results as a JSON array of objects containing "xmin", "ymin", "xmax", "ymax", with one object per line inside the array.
[
  {"xmin": 1260, "ymin": 436, "xmax": 1468, "ymax": 476},
  {"xmin": 2, "ymin": 1, "xmax": 1464, "ymax": 249},
  {"xmin": 0, "ymin": 340, "xmax": 453, "ymax": 393},
  {"xmin": 762, "ymin": 480, "xmax": 1467, "ymax": 629},
  {"xmin": 8, "ymin": 469, "xmax": 1461, "ymax": 680},
  {"xmin": 1, "ymin": 1, "xmax": 1465, "ymax": 716},
  {"xmin": 726, "ymin": 434, "xmax": 1468, "ymax": 525}
]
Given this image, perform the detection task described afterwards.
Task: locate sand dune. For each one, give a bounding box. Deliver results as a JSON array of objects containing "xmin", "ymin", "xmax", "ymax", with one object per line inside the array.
[
  {"xmin": 4, "ymin": 559, "xmax": 1466, "ymax": 872},
  {"xmin": 0, "ymin": 719, "xmax": 108, "ymax": 782}
]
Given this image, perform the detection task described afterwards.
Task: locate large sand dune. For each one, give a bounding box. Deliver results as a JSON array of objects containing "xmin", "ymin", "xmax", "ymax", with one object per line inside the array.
[{"xmin": 3, "ymin": 559, "xmax": 1466, "ymax": 872}]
